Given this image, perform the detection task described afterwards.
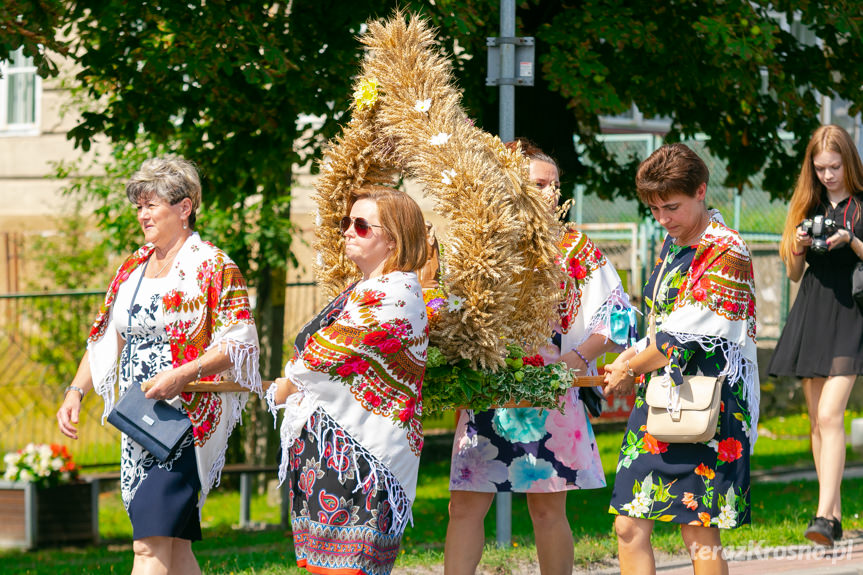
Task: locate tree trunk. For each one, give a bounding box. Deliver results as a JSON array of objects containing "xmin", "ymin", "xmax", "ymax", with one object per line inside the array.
[{"xmin": 245, "ymin": 175, "xmax": 290, "ymax": 479}]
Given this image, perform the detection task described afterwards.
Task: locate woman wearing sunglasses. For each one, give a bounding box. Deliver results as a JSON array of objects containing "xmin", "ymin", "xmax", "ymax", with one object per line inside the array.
[
  {"xmin": 444, "ymin": 140, "xmax": 634, "ymax": 575},
  {"xmin": 267, "ymin": 185, "xmax": 429, "ymax": 575}
]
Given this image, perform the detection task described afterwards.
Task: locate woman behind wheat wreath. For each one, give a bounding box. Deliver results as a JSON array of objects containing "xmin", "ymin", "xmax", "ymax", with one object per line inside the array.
[
  {"xmin": 767, "ymin": 124, "xmax": 863, "ymax": 546},
  {"xmin": 56, "ymin": 156, "xmax": 261, "ymax": 575},
  {"xmin": 444, "ymin": 140, "xmax": 633, "ymax": 575},
  {"xmin": 604, "ymin": 144, "xmax": 758, "ymax": 575}
]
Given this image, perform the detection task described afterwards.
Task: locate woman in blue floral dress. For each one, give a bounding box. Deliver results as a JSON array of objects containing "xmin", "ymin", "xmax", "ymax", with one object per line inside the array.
[{"xmin": 604, "ymin": 144, "xmax": 758, "ymax": 574}]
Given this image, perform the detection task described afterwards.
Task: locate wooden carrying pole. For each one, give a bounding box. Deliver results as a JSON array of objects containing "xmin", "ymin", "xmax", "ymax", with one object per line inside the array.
[
  {"xmin": 181, "ymin": 380, "xmax": 260, "ymax": 392},
  {"xmin": 180, "ymin": 374, "xmax": 606, "ymax": 408}
]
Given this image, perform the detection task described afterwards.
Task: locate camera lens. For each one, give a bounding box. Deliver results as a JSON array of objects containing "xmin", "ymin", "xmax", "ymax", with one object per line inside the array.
[{"xmin": 811, "ymin": 238, "xmax": 829, "ymax": 254}]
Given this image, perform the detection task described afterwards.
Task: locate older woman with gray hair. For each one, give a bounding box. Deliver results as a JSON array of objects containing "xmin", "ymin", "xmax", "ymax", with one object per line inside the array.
[{"xmin": 57, "ymin": 156, "xmax": 261, "ymax": 574}]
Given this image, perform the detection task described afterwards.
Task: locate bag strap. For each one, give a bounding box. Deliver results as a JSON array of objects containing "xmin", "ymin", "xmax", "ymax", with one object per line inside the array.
[
  {"xmin": 648, "ymin": 247, "xmax": 672, "ymax": 343},
  {"xmin": 123, "ymin": 257, "xmax": 150, "ymax": 387}
]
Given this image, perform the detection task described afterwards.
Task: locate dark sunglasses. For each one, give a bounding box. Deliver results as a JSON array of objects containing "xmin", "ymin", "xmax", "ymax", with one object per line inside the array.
[{"xmin": 340, "ymin": 216, "xmax": 384, "ymax": 238}]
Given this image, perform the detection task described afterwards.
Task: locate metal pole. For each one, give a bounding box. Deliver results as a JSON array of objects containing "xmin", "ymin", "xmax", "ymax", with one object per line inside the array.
[
  {"xmin": 499, "ymin": 0, "xmax": 515, "ymax": 143},
  {"xmin": 733, "ymin": 191, "xmax": 742, "ymax": 231},
  {"xmin": 495, "ymin": 0, "xmax": 515, "ymax": 549},
  {"xmin": 240, "ymin": 472, "xmax": 252, "ymax": 528}
]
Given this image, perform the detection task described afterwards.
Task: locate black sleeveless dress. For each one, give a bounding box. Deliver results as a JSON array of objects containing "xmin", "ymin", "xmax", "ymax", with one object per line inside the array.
[{"xmin": 768, "ymin": 196, "xmax": 863, "ymax": 378}]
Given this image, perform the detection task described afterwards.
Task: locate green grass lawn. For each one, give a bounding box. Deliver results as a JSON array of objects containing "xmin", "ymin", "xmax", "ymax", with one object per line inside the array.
[{"xmin": 3, "ymin": 411, "xmax": 862, "ymax": 574}]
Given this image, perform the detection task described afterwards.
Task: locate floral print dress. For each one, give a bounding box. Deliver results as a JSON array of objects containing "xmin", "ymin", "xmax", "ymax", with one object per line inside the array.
[
  {"xmin": 113, "ymin": 271, "xmax": 201, "ymax": 539},
  {"xmin": 609, "ymin": 214, "xmax": 758, "ymax": 529},
  {"xmin": 449, "ymin": 228, "xmax": 632, "ymax": 493}
]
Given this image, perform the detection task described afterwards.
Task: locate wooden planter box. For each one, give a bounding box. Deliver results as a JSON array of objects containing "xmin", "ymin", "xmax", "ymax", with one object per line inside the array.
[{"xmin": 0, "ymin": 480, "xmax": 98, "ymax": 549}]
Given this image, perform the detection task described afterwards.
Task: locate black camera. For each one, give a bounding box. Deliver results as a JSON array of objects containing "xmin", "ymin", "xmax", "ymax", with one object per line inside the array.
[{"xmin": 800, "ymin": 215, "xmax": 839, "ymax": 254}]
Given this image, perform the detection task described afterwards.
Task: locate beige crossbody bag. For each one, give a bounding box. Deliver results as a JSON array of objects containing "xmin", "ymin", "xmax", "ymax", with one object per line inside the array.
[{"xmin": 644, "ymin": 251, "xmax": 723, "ymax": 443}]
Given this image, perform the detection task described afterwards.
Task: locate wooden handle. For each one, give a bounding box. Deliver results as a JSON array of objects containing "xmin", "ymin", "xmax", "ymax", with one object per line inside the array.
[
  {"xmin": 567, "ymin": 374, "xmax": 606, "ymax": 388},
  {"xmin": 181, "ymin": 380, "xmax": 273, "ymax": 393}
]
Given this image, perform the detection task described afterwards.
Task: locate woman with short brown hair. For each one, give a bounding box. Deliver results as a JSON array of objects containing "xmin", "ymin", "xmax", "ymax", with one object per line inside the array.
[{"xmin": 605, "ymin": 143, "xmax": 758, "ymax": 574}]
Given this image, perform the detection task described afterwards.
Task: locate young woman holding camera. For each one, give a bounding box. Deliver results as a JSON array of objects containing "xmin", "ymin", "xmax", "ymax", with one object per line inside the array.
[{"xmin": 768, "ymin": 124, "xmax": 863, "ymax": 546}]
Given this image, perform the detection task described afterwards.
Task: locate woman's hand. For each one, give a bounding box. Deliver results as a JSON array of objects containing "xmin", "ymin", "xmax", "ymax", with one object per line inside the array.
[
  {"xmin": 57, "ymin": 352, "xmax": 95, "ymax": 440},
  {"xmin": 143, "ymin": 368, "xmax": 188, "ymax": 400},
  {"xmin": 560, "ymin": 349, "xmax": 588, "ymax": 373},
  {"xmin": 794, "ymin": 224, "xmax": 813, "ymax": 252},
  {"xmin": 603, "ymin": 356, "xmax": 636, "ymax": 399},
  {"xmin": 827, "ymin": 227, "xmax": 854, "ymax": 250},
  {"xmin": 57, "ymin": 391, "xmax": 82, "ymax": 440},
  {"xmin": 273, "ymin": 377, "xmax": 299, "ymax": 405}
]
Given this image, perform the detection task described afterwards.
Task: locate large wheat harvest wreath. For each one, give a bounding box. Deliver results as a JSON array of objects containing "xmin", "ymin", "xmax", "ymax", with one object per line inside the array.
[{"xmin": 314, "ymin": 11, "xmax": 564, "ymax": 370}]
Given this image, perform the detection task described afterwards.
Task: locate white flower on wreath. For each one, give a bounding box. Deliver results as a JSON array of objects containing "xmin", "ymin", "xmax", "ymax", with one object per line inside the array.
[
  {"xmin": 447, "ymin": 294, "xmax": 463, "ymax": 312},
  {"xmin": 414, "ymin": 98, "xmax": 432, "ymax": 113},
  {"xmin": 430, "ymin": 132, "xmax": 451, "ymax": 146},
  {"xmin": 441, "ymin": 169, "xmax": 457, "ymax": 185}
]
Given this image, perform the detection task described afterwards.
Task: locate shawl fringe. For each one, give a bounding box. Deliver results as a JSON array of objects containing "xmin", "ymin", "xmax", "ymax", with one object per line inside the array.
[
  {"xmin": 273, "ymin": 401, "xmax": 414, "ymax": 536},
  {"xmin": 95, "ymin": 358, "xmax": 118, "ymax": 424},
  {"xmin": 579, "ymin": 285, "xmax": 631, "ymax": 352},
  {"xmin": 209, "ymin": 339, "xmax": 263, "ymax": 396},
  {"xmin": 200, "ymin": 392, "xmax": 247, "ymax": 507}
]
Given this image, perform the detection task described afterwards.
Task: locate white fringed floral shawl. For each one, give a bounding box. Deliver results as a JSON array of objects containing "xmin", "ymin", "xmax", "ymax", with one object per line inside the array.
[
  {"xmin": 558, "ymin": 226, "xmax": 633, "ymax": 362},
  {"xmin": 87, "ymin": 233, "xmax": 261, "ymax": 504},
  {"xmin": 649, "ymin": 212, "xmax": 760, "ymax": 450},
  {"xmin": 268, "ymin": 271, "xmax": 428, "ymax": 536}
]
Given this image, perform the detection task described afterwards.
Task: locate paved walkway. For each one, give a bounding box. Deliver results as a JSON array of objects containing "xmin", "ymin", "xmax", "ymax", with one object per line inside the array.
[{"xmin": 655, "ymin": 536, "xmax": 863, "ymax": 575}]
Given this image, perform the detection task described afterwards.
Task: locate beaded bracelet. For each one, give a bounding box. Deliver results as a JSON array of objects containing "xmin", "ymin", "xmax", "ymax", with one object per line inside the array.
[
  {"xmin": 196, "ymin": 358, "xmax": 203, "ymax": 381},
  {"xmin": 573, "ymin": 348, "xmax": 589, "ymax": 366}
]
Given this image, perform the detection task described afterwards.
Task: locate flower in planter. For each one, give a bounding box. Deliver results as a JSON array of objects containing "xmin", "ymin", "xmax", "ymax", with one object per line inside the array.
[{"xmin": 3, "ymin": 443, "xmax": 79, "ymax": 488}]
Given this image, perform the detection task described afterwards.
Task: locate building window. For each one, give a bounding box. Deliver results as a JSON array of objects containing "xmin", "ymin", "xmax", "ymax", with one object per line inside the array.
[{"xmin": 0, "ymin": 48, "xmax": 41, "ymax": 135}]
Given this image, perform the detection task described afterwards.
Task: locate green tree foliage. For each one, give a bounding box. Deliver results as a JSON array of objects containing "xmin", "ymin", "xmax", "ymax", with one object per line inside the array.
[
  {"xmin": 426, "ymin": 0, "xmax": 863, "ymax": 199},
  {"xmin": 63, "ymin": 1, "xmax": 412, "ymax": 382},
  {"xmin": 1, "ymin": 0, "xmax": 68, "ymax": 77}
]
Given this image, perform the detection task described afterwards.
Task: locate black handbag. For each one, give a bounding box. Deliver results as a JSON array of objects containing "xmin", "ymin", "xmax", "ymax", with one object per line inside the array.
[
  {"xmin": 106, "ymin": 258, "xmax": 192, "ymax": 463},
  {"xmin": 853, "ymin": 262, "xmax": 863, "ymax": 313},
  {"xmin": 108, "ymin": 382, "xmax": 192, "ymax": 462}
]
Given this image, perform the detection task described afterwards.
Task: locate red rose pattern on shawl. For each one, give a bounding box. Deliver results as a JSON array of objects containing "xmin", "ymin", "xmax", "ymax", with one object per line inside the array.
[
  {"xmin": 300, "ymin": 284, "xmax": 427, "ymax": 456},
  {"xmin": 557, "ymin": 226, "xmax": 609, "ymax": 334},
  {"xmin": 88, "ymin": 245, "xmax": 154, "ymax": 343},
  {"xmin": 670, "ymin": 229, "xmax": 757, "ymax": 341}
]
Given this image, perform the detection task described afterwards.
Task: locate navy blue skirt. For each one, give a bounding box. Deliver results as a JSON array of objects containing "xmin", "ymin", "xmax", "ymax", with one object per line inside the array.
[{"xmin": 127, "ymin": 434, "xmax": 202, "ymax": 541}]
